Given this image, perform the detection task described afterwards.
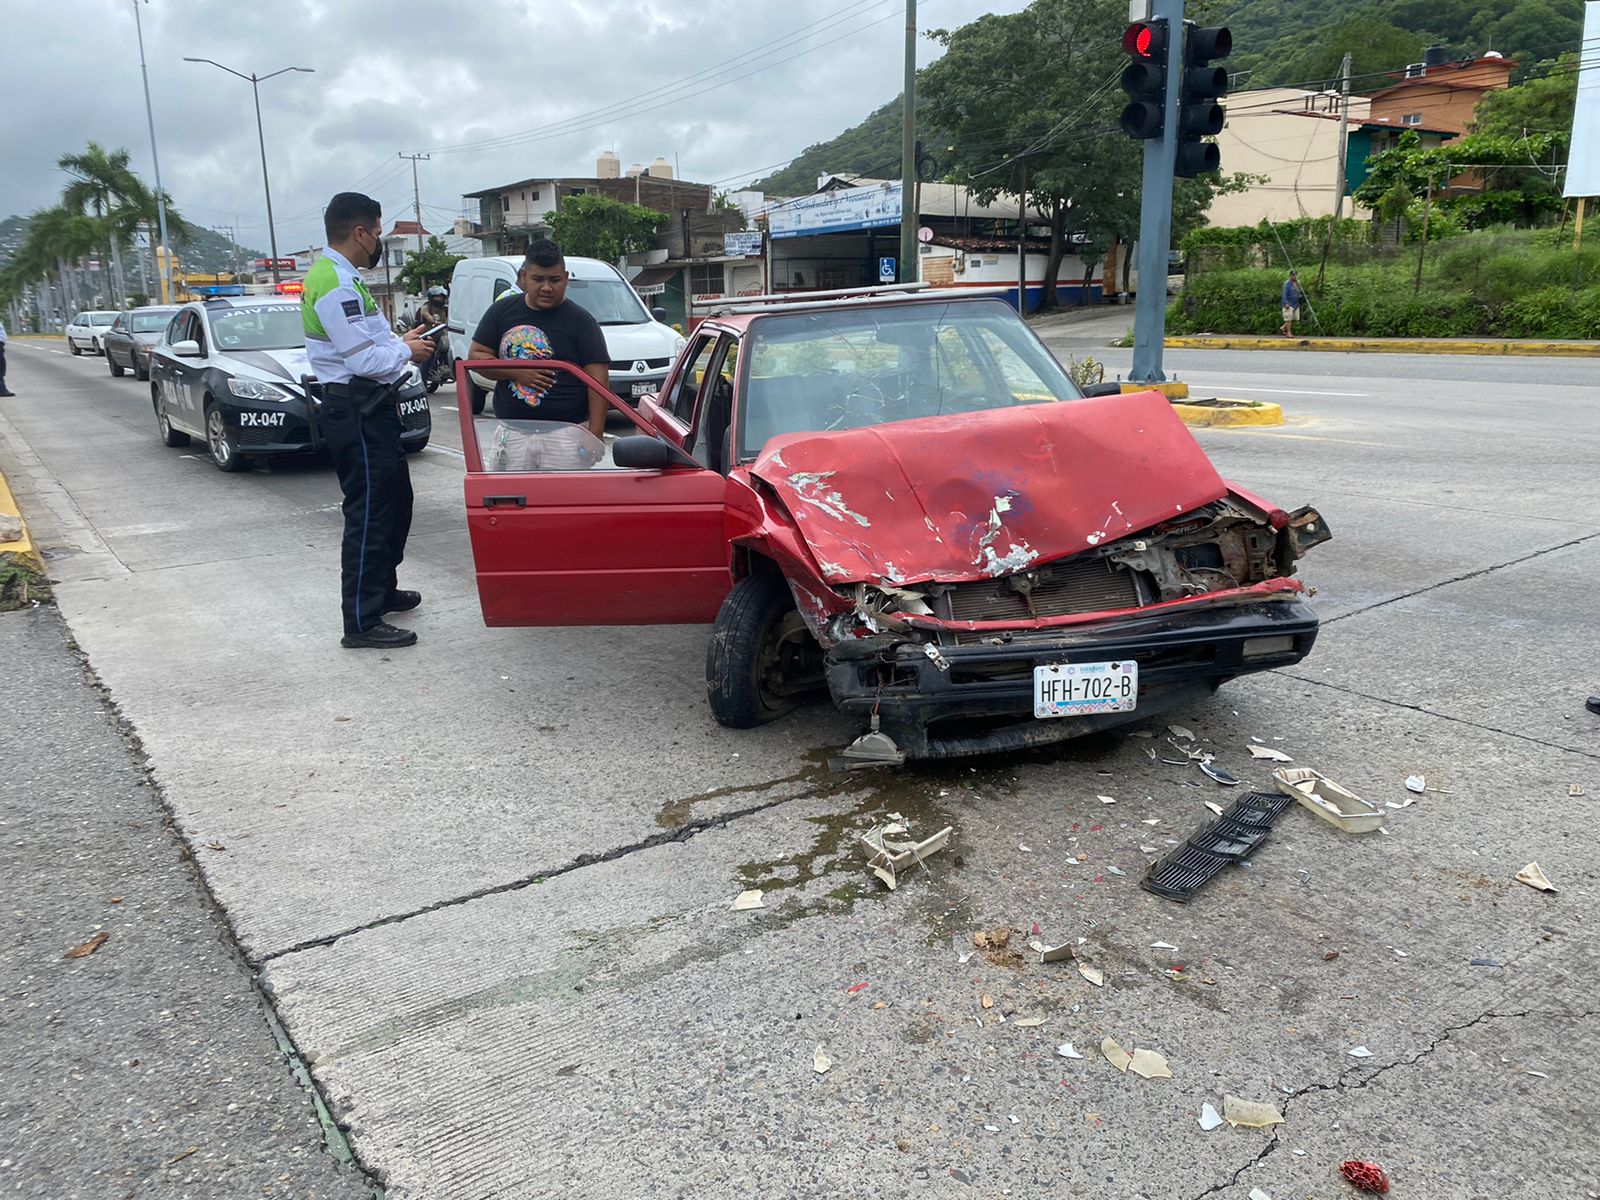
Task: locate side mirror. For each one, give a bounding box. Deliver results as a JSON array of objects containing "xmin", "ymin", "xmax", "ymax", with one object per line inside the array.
[
  {"xmin": 652, "ymin": 306, "xmax": 668, "ymax": 323},
  {"xmin": 612, "ymin": 434, "xmax": 686, "ymax": 469},
  {"xmin": 1080, "ymin": 381, "xmax": 1122, "ymax": 397},
  {"xmin": 172, "ymin": 339, "xmax": 202, "ymax": 358}
]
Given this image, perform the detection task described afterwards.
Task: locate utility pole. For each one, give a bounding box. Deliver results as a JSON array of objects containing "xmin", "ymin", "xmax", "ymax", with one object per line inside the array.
[
  {"xmin": 1016, "ymin": 157, "xmax": 1029, "ymax": 313},
  {"xmin": 399, "ymin": 153, "xmax": 431, "ymax": 252},
  {"xmin": 1332, "ymin": 51, "xmax": 1353, "ymax": 219},
  {"xmin": 1129, "ymin": 0, "xmax": 1185, "ymax": 383},
  {"xmin": 132, "ymin": 0, "xmax": 173, "ymax": 304},
  {"xmin": 898, "ymin": 0, "xmax": 917, "ymax": 285}
]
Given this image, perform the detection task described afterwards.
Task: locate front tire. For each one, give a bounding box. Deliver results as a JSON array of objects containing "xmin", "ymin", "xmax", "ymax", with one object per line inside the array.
[
  {"xmin": 706, "ymin": 572, "xmax": 814, "ymax": 728},
  {"xmin": 109, "ymin": 352, "xmax": 125, "ymax": 378},
  {"xmin": 155, "ymin": 394, "xmax": 189, "ymax": 447},
  {"xmin": 69, "ymin": 339, "xmax": 82, "ymax": 356},
  {"xmin": 205, "ymin": 401, "xmax": 246, "ymax": 471}
]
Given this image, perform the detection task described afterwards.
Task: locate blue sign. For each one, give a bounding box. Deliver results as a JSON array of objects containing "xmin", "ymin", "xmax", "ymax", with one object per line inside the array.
[{"xmin": 879, "ymin": 256, "xmax": 896, "ymax": 283}]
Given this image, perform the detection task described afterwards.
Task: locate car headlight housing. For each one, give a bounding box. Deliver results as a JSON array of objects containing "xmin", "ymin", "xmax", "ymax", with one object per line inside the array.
[
  {"xmin": 228, "ymin": 377, "xmax": 291, "ymax": 402},
  {"xmin": 673, "ymin": 335, "xmax": 688, "ymax": 355}
]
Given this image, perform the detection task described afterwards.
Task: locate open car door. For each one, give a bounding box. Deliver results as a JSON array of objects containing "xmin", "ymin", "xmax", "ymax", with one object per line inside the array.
[{"xmin": 458, "ymin": 360, "xmax": 733, "ymax": 627}]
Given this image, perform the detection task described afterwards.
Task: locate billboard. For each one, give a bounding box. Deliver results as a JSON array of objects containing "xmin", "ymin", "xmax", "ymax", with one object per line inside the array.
[
  {"xmin": 769, "ymin": 183, "xmax": 903, "ymax": 239},
  {"xmin": 723, "ymin": 231, "xmax": 763, "ymax": 257},
  {"xmin": 1565, "ymin": 2, "xmax": 1600, "ymax": 197}
]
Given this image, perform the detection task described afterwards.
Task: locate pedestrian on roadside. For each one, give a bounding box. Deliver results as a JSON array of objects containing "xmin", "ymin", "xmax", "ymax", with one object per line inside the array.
[
  {"xmin": 1279, "ymin": 269, "xmax": 1303, "ymax": 336},
  {"xmin": 301, "ymin": 191, "xmax": 434, "ymax": 650},
  {"xmin": 468, "ymin": 238, "xmax": 611, "ymax": 471},
  {"xmin": 0, "ymin": 318, "xmax": 12, "ymax": 396}
]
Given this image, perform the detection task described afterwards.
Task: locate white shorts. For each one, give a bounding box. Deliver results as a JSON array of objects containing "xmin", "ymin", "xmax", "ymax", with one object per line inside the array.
[{"xmin": 485, "ymin": 422, "xmax": 601, "ymax": 472}]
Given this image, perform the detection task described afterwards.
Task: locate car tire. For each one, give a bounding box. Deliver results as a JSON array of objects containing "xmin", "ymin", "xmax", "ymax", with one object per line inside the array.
[
  {"xmin": 69, "ymin": 339, "xmax": 82, "ymax": 356},
  {"xmin": 109, "ymin": 352, "xmax": 125, "ymax": 378},
  {"xmin": 403, "ymin": 436, "xmax": 429, "ymax": 454},
  {"xmin": 93, "ymin": 338, "xmax": 103, "ymax": 355},
  {"xmin": 468, "ymin": 381, "xmax": 487, "ymax": 414},
  {"xmin": 706, "ymin": 571, "xmax": 811, "ymax": 728},
  {"xmin": 134, "ymin": 358, "xmax": 149, "ymax": 382},
  {"xmin": 154, "ymin": 389, "xmax": 189, "ymax": 447},
  {"xmin": 204, "ymin": 400, "xmax": 247, "ymax": 472}
]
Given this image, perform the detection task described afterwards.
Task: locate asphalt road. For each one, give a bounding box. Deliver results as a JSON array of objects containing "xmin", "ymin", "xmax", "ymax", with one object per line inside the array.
[{"xmin": 2, "ymin": 334, "xmax": 1597, "ymax": 1199}]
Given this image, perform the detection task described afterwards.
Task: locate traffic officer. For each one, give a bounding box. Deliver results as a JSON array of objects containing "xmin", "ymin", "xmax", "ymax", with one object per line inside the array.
[{"xmin": 302, "ymin": 192, "xmax": 433, "ymax": 649}]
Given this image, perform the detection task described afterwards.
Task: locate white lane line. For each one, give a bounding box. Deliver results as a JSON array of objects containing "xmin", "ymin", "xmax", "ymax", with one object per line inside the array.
[
  {"xmin": 1184, "ymin": 384, "xmax": 1368, "ymax": 397},
  {"xmin": 437, "ymin": 404, "xmax": 458, "ymax": 411},
  {"xmin": 423, "ymin": 444, "xmax": 464, "ymax": 458},
  {"xmin": 49, "ymin": 349, "xmax": 67, "ymax": 355}
]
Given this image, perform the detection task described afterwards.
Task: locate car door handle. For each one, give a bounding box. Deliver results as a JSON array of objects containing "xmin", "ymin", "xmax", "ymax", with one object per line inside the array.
[{"xmin": 484, "ymin": 494, "xmax": 527, "ymax": 508}]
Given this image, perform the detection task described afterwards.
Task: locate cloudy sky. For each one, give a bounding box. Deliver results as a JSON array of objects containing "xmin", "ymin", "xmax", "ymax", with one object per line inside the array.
[{"xmin": 7, "ymin": 0, "xmax": 1031, "ymax": 256}]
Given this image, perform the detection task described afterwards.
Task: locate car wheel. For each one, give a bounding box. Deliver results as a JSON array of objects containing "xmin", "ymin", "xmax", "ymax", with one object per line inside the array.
[
  {"xmin": 109, "ymin": 352, "xmax": 125, "ymax": 378},
  {"xmin": 69, "ymin": 339, "xmax": 82, "ymax": 356},
  {"xmin": 706, "ymin": 571, "xmax": 816, "ymax": 728},
  {"xmin": 205, "ymin": 401, "xmax": 247, "ymax": 471},
  {"xmin": 93, "ymin": 338, "xmax": 103, "ymax": 355},
  {"xmin": 155, "ymin": 389, "xmax": 189, "ymax": 447},
  {"xmin": 134, "ymin": 358, "xmax": 149, "ymax": 382},
  {"xmin": 469, "ymin": 381, "xmax": 487, "ymax": 414}
]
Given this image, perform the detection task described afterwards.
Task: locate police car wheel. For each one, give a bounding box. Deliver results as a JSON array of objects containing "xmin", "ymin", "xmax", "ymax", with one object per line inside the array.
[
  {"xmin": 155, "ymin": 396, "xmax": 189, "ymax": 447},
  {"xmin": 205, "ymin": 402, "xmax": 248, "ymax": 472}
]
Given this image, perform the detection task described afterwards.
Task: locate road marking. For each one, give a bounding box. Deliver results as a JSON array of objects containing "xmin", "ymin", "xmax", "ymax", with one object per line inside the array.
[
  {"xmin": 1185, "ymin": 384, "xmax": 1367, "ymax": 397},
  {"xmin": 1212, "ymin": 429, "xmax": 1392, "ymax": 448},
  {"xmin": 423, "ymin": 444, "xmax": 464, "ymax": 458},
  {"xmin": 438, "ymin": 404, "xmax": 458, "ymax": 411},
  {"xmin": 49, "ymin": 349, "xmax": 66, "ymax": 355}
]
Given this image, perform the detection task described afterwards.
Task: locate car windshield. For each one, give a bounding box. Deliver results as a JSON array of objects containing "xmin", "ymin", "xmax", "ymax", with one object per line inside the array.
[
  {"xmin": 210, "ymin": 305, "xmax": 304, "ymax": 351},
  {"xmin": 737, "ymin": 299, "xmax": 1083, "ymax": 460},
  {"xmin": 132, "ymin": 311, "xmax": 174, "ymax": 333},
  {"xmin": 565, "ymin": 277, "xmax": 649, "ymax": 325},
  {"xmin": 89, "ymin": 313, "xmax": 117, "ymax": 326}
]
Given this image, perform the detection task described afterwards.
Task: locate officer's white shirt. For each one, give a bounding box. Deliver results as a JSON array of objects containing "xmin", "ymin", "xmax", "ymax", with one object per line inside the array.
[
  {"xmin": 0, "ymin": 320, "xmax": 8, "ymax": 343},
  {"xmin": 305, "ymin": 247, "xmax": 410, "ymax": 386}
]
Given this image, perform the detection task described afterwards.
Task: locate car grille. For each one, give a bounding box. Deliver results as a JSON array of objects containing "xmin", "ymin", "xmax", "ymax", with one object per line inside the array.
[
  {"xmin": 944, "ymin": 557, "xmax": 1143, "ymax": 629},
  {"xmin": 608, "ymin": 357, "xmax": 672, "ymax": 373}
]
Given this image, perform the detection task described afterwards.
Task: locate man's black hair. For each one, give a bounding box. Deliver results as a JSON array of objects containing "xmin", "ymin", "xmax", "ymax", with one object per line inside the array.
[
  {"xmin": 325, "ymin": 192, "xmax": 382, "ymax": 243},
  {"xmin": 524, "ymin": 238, "xmax": 564, "ymax": 268}
]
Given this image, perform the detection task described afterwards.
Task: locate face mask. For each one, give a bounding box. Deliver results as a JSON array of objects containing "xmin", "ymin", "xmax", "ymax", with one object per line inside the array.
[{"xmin": 364, "ymin": 234, "xmax": 383, "ymax": 270}]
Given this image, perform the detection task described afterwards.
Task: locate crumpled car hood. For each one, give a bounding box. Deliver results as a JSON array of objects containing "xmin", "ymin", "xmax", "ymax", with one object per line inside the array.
[{"xmin": 749, "ymin": 390, "xmax": 1229, "ymax": 587}]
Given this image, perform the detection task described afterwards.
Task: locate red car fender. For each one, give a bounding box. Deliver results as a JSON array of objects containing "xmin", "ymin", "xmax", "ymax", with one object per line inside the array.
[
  {"xmin": 1224, "ymin": 481, "xmax": 1290, "ymax": 529},
  {"xmin": 725, "ymin": 470, "xmax": 853, "ymax": 636}
]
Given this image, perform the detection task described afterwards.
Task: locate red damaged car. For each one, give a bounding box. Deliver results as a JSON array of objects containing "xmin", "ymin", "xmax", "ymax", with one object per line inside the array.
[{"xmin": 456, "ymin": 290, "xmax": 1329, "ymax": 760}]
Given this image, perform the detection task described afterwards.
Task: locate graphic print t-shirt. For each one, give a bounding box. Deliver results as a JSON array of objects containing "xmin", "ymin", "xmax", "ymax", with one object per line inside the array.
[{"xmin": 471, "ymin": 294, "xmax": 608, "ymax": 423}]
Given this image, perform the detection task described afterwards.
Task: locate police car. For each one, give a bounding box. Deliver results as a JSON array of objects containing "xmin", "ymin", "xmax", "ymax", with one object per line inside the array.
[{"xmin": 148, "ymin": 296, "xmax": 431, "ymax": 472}]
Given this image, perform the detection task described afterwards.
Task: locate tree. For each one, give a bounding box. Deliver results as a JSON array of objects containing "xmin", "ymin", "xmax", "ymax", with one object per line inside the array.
[
  {"xmin": 547, "ymin": 194, "xmax": 668, "ymax": 263},
  {"xmin": 56, "ymin": 140, "xmax": 191, "ymax": 305},
  {"xmin": 395, "ymin": 236, "xmax": 466, "ymax": 294},
  {"xmin": 1352, "ymin": 126, "xmax": 1569, "ymax": 230},
  {"xmin": 1473, "ymin": 54, "xmax": 1579, "ymax": 142}
]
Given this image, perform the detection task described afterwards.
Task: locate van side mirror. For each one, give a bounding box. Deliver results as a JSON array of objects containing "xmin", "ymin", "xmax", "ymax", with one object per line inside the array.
[
  {"xmin": 1080, "ymin": 381, "xmax": 1122, "ymax": 397},
  {"xmin": 652, "ymin": 306, "xmax": 668, "ymax": 323}
]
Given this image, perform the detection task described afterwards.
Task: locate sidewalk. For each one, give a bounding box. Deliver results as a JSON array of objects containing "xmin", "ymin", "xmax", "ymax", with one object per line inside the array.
[
  {"xmin": 0, "ymin": 603, "xmax": 372, "ymax": 1200},
  {"xmin": 1164, "ymin": 333, "xmax": 1600, "ymax": 357}
]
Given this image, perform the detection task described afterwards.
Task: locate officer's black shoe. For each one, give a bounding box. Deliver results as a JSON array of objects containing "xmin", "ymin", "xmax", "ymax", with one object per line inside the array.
[
  {"xmin": 341, "ymin": 621, "xmax": 418, "ymax": 649},
  {"xmin": 0, "ymin": 389, "xmax": 15, "ymax": 397},
  {"xmin": 383, "ymin": 589, "xmax": 422, "ymax": 613},
  {"xmin": 1588, "ymin": 696, "xmax": 1600, "ymax": 716}
]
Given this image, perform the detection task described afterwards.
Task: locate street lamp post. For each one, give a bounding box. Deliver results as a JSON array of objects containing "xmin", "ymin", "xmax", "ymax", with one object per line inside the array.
[
  {"xmin": 184, "ymin": 58, "xmax": 314, "ymax": 287},
  {"xmin": 131, "ymin": 0, "xmax": 174, "ymax": 304}
]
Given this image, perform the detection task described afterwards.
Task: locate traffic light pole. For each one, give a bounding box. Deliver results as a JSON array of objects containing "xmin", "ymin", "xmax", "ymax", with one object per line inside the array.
[{"xmin": 1129, "ymin": 0, "xmax": 1186, "ymax": 384}]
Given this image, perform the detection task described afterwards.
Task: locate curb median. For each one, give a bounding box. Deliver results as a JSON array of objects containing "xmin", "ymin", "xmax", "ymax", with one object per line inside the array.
[
  {"xmin": 1171, "ymin": 398, "xmax": 1284, "ymax": 428},
  {"xmin": 1163, "ymin": 334, "xmax": 1600, "ymax": 357},
  {"xmin": 0, "ymin": 462, "xmax": 49, "ymax": 609}
]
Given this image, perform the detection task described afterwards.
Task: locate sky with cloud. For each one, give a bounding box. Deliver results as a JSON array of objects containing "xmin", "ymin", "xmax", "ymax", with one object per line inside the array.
[{"xmin": 7, "ymin": 0, "xmax": 1030, "ymax": 255}]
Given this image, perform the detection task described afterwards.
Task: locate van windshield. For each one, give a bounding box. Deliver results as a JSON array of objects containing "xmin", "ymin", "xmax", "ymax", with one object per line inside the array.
[{"xmin": 565, "ymin": 278, "xmax": 650, "ymax": 326}]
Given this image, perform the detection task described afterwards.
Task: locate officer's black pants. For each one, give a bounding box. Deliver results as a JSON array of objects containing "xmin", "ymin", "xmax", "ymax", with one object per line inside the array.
[{"xmin": 321, "ymin": 400, "xmax": 412, "ymax": 635}]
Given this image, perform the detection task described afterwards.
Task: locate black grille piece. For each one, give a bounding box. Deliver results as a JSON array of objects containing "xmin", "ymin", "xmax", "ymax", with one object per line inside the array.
[
  {"xmin": 946, "ymin": 556, "xmax": 1142, "ymax": 625},
  {"xmin": 1141, "ymin": 789, "xmax": 1295, "ymax": 903},
  {"xmin": 608, "ymin": 357, "xmax": 671, "ymax": 372}
]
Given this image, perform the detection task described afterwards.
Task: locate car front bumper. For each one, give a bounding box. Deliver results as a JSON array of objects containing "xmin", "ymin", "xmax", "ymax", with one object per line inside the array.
[
  {"xmin": 823, "ymin": 596, "xmax": 1320, "ymax": 759},
  {"xmin": 219, "ymin": 389, "xmax": 432, "ymax": 456}
]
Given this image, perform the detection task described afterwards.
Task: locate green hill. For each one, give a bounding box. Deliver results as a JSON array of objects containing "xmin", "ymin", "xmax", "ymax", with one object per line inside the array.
[{"xmin": 0, "ymin": 213, "xmax": 260, "ymax": 277}]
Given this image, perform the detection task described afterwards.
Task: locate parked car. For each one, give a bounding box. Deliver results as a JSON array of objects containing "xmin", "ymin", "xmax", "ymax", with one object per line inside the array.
[
  {"xmin": 65, "ymin": 310, "xmax": 119, "ymax": 355},
  {"xmin": 453, "ymin": 289, "xmax": 1331, "ymax": 760},
  {"xmin": 149, "ymin": 297, "xmax": 431, "ymax": 473},
  {"xmin": 448, "ymin": 254, "xmax": 686, "ymax": 414},
  {"xmin": 103, "ymin": 306, "xmax": 179, "ymax": 380}
]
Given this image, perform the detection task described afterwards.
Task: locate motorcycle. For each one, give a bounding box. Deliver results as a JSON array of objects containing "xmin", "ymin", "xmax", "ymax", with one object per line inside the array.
[{"xmin": 423, "ymin": 337, "xmax": 453, "ymax": 394}]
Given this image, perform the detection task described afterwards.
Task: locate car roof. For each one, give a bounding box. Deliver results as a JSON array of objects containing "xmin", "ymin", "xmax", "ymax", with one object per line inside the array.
[
  {"xmin": 196, "ymin": 296, "xmax": 300, "ymax": 309},
  {"xmin": 700, "ymin": 291, "xmax": 1015, "ymax": 334}
]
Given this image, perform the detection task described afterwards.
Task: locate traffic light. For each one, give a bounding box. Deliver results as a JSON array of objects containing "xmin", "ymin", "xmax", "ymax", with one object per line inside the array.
[
  {"xmin": 1118, "ymin": 20, "xmax": 1169, "ymax": 140},
  {"xmin": 1175, "ymin": 25, "xmax": 1232, "ymax": 176}
]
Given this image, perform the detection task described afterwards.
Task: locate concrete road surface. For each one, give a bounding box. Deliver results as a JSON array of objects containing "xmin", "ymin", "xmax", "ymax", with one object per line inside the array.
[{"xmin": 2, "ymin": 334, "xmax": 1596, "ymax": 1199}]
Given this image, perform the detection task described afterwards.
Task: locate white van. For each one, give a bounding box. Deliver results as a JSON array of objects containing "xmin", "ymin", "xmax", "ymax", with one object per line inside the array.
[{"xmin": 448, "ymin": 255, "xmax": 686, "ymax": 414}]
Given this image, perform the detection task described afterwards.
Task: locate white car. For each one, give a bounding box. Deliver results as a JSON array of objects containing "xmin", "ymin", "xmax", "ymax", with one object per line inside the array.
[
  {"xmin": 65, "ymin": 310, "xmax": 120, "ymax": 355},
  {"xmin": 148, "ymin": 297, "xmax": 432, "ymax": 472}
]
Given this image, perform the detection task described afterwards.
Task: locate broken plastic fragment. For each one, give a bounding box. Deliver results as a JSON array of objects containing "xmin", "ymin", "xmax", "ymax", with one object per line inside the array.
[
  {"xmin": 1013, "ymin": 1016, "xmax": 1045, "ymax": 1028},
  {"xmin": 1223, "ymin": 1094, "xmax": 1285, "ymax": 1128},
  {"xmin": 1077, "ymin": 961, "xmax": 1105, "ymax": 988},
  {"xmin": 1057, "ymin": 1042, "xmax": 1084, "ymax": 1059},
  {"xmin": 1039, "ymin": 942, "xmax": 1075, "ymax": 963},
  {"xmin": 1128, "ymin": 1048, "xmax": 1173, "ymax": 1079},
  {"xmin": 1097, "ymin": 794, "xmax": 1117, "ymax": 805},
  {"xmin": 1349, "ymin": 1045, "xmax": 1374, "ymax": 1058},
  {"xmin": 1198, "ymin": 1103, "xmax": 1224, "ymax": 1131},
  {"xmin": 1248, "ymin": 1189, "xmax": 1274, "ymax": 1200},
  {"xmin": 859, "ymin": 817, "xmax": 953, "ymax": 890},
  {"xmin": 1101, "ymin": 1037, "xmax": 1133, "ymax": 1072},
  {"xmin": 1569, "ymin": 783, "xmax": 1585, "ymax": 797},
  {"xmin": 1151, "ymin": 941, "xmax": 1179, "ymax": 951},
  {"xmin": 1199, "ymin": 760, "xmax": 1242, "ymax": 786},
  {"xmin": 980, "ymin": 993, "xmax": 994, "ymax": 1009},
  {"xmin": 1204, "ymin": 800, "xmax": 1225, "ymax": 817},
  {"xmin": 1169, "ymin": 725, "xmax": 1196, "ymax": 741},
  {"xmin": 1404, "ymin": 774, "xmax": 1426, "ymax": 794},
  {"xmin": 1515, "ymin": 862, "xmax": 1557, "ymax": 893},
  {"xmin": 1247, "ymin": 745, "xmax": 1293, "ymax": 762},
  {"xmin": 1106, "ymin": 865, "xmax": 1126, "ymax": 877},
  {"xmin": 732, "ymin": 889, "xmax": 765, "ymax": 911},
  {"xmin": 813, "ymin": 1046, "xmax": 832, "ymax": 1074}
]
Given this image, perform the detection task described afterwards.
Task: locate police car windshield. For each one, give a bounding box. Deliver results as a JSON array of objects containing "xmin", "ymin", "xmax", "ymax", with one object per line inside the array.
[
  {"xmin": 210, "ymin": 305, "xmax": 304, "ymax": 351},
  {"xmin": 565, "ymin": 278, "xmax": 649, "ymax": 326}
]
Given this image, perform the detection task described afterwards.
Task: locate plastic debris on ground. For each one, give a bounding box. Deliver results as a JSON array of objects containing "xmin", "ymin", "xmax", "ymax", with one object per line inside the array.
[
  {"xmin": 1340, "ymin": 1160, "xmax": 1391, "ymax": 1193},
  {"xmin": 830, "ymin": 713, "xmax": 906, "ymax": 770},
  {"xmin": 1141, "ymin": 790, "xmax": 1296, "ymax": 902},
  {"xmin": 1404, "ymin": 774, "xmax": 1427, "ymax": 794},
  {"xmin": 1349, "ymin": 1045, "xmax": 1373, "ymax": 1058},
  {"xmin": 1057, "ymin": 1043, "xmax": 1084, "ymax": 1059},
  {"xmin": 1151, "ymin": 941, "xmax": 1178, "ymax": 951},
  {"xmin": 1098, "ymin": 794, "xmax": 1117, "ymax": 805},
  {"xmin": 1248, "ymin": 745, "xmax": 1293, "ymax": 762},
  {"xmin": 1077, "ymin": 961, "xmax": 1105, "ymax": 987},
  {"xmin": 1274, "ymin": 767, "xmax": 1386, "ymax": 834},
  {"xmin": 1101, "ymin": 1037, "xmax": 1133, "ymax": 1072},
  {"xmin": 1199, "ymin": 759, "xmax": 1242, "ymax": 786},
  {"xmin": 1515, "ymin": 862, "xmax": 1557, "ymax": 893},
  {"xmin": 1248, "ymin": 1189, "xmax": 1274, "ymax": 1200},
  {"xmin": 1012, "ymin": 1016, "xmax": 1045, "ymax": 1028},
  {"xmin": 732, "ymin": 889, "xmax": 765, "ymax": 911},
  {"xmin": 1128, "ymin": 1048, "xmax": 1173, "ymax": 1079},
  {"xmin": 1038, "ymin": 941, "xmax": 1075, "ymax": 964},
  {"xmin": 813, "ymin": 1046, "xmax": 832, "ymax": 1074},
  {"xmin": 858, "ymin": 813, "xmax": 953, "ymax": 890},
  {"xmin": 1169, "ymin": 724, "xmax": 1196, "ymax": 741},
  {"xmin": 1198, "ymin": 1103, "xmax": 1224, "ymax": 1131},
  {"xmin": 1569, "ymin": 783, "xmax": 1585, "ymax": 797},
  {"xmin": 1223, "ymin": 1094, "xmax": 1285, "ymax": 1129}
]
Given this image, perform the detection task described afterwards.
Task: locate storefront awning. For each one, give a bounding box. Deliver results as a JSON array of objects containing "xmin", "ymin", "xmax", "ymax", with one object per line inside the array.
[{"xmin": 628, "ymin": 266, "xmax": 677, "ymax": 297}]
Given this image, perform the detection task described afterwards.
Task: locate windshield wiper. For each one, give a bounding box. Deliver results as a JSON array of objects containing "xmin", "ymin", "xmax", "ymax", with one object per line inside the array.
[{"xmin": 597, "ymin": 319, "xmax": 642, "ymax": 326}]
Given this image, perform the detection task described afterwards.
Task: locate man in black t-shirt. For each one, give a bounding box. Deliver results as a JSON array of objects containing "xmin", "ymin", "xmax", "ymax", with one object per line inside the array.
[{"xmin": 469, "ymin": 239, "xmax": 611, "ymax": 451}]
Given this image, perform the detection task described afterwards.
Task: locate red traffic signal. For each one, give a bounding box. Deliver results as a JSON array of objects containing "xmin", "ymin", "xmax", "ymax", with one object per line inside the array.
[
  {"xmin": 1119, "ymin": 20, "xmax": 1170, "ymax": 141},
  {"xmin": 1123, "ymin": 21, "xmax": 1165, "ymax": 58}
]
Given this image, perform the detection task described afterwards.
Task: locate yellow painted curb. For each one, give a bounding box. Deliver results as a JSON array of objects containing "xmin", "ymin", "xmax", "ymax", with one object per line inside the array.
[
  {"xmin": 1121, "ymin": 380, "xmax": 1190, "ymax": 399},
  {"xmin": 0, "ymin": 468, "xmax": 38, "ymax": 563},
  {"xmin": 1, "ymin": 460, "xmax": 49, "ymax": 607},
  {"xmin": 1172, "ymin": 399, "xmax": 1284, "ymax": 428},
  {"xmin": 1165, "ymin": 335, "xmax": 1600, "ymax": 357}
]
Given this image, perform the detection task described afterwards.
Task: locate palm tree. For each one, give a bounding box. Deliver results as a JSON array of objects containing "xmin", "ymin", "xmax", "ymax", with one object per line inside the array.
[
  {"xmin": 58, "ymin": 141, "xmax": 191, "ymax": 306},
  {"xmin": 10, "ymin": 206, "xmax": 100, "ymax": 323}
]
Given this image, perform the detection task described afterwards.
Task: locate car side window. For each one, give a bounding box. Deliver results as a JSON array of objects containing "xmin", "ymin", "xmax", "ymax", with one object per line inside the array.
[
  {"xmin": 667, "ymin": 336, "xmax": 719, "ymax": 425},
  {"xmin": 165, "ymin": 313, "xmax": 185, "ymax": 344},
  {"xmin": 189, "ymin": 314, "xmax": 207, "ymax": 355},
  {"xmin": 112, "ymin": 315, "xmax": 127, "ymax": 333},
  {"xmin": 688, "ymin": 335, "xmax": 738, "ymax": 472}
]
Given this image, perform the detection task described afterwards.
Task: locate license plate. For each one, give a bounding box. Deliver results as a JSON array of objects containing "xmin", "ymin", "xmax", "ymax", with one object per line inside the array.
[
  {"xmin": 238, "ymin": 411, "xmax": 285, "ymax": 428},
  {"xmin": 1033, "ymin": 660, "xmax": 1138, "ymax": 719},
  {"xmin": 398, "ymin": 397, "xmax": 429, "ymax": 417},
  {"xmin": 630, "ymin": 382, "xmax": 655, "ymax": 397}
]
